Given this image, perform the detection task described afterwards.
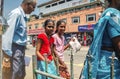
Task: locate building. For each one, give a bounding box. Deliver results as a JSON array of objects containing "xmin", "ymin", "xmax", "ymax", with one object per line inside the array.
[{"xmin": 27, "ymin": 0, "xmax": 105, "ymax": 46}]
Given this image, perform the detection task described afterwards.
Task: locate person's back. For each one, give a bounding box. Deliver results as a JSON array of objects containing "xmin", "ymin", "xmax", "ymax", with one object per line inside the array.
[
  {"xmin": 80, "ymin": 0, "xmax": 120, "ymax": 79},
  {"xmin": 69, "ymin": 37, "xmax": 81, "ymax": 53}
]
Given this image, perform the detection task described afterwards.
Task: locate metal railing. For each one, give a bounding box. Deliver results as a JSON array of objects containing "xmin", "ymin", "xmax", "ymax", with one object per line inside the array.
[{"xmin": 32, "ymin": 55, "xmax": 64, "ymax": 79}]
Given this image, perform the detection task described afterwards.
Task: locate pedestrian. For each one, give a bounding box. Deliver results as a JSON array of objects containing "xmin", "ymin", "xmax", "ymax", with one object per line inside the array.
[
  {"xmin": 69, "ymin": 36, "xmax": 81, "ymax": 53},
  {"xmin": 52, "ymin": 20, "xmax": 70, "ymax": 79},
  {"xmin": 36, "ymin": 19, "xmax": 57, "ymax": 79},
  {"xmin": 80, "ymin": 0, "xmax": 120, "ymax": 79},
  {"xmin": 2, "ymin": 0, "xmax": 37, "ymax": 79},
  {"xmin": 32, "ymin": 37, "xmax": 36, "ymax": 47}
]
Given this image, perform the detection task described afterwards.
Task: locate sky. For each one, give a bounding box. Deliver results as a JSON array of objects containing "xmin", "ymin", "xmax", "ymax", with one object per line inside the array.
[{"xmin": 3, "ymin": 0, "xmax": 51, "ymax": 17}]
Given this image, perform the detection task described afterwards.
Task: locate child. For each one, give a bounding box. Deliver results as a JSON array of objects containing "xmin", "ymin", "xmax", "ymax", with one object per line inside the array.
[
  {"xmin": 36, "ymin": 19, "xmax": 57, "ymax": 79},
  {"xmin": 52, "ymin": 20, "xmax": 70, "ymax": 79}
]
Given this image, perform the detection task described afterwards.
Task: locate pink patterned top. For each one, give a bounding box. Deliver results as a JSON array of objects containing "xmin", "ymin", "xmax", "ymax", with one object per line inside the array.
[{"xmin": 52, "ymin": 33, "xmax": 65, "ymax": 61}]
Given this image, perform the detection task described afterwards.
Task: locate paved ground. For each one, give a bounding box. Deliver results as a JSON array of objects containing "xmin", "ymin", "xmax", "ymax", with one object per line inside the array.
[
  {"xmin": 25, "ymin": 45, "xmax": 89, "ymax": 79},
  {"xmin": 64, "ymin": 46, "xmax": 89, "ymax": 79}
]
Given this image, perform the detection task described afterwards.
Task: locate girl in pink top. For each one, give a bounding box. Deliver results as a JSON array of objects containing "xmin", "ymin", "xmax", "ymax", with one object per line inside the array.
[
  {"xmin": 52, "ymin": 20, "xmax": 70, "ymax": 61},
  {"xmin": 52, "ymin": 20, "xmax": 70, "ymax": 78}
]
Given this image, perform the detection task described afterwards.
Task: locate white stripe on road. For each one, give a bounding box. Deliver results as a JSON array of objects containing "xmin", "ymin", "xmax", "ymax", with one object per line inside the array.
[{"xmin": 65, "ymin": 62, "xmax": 83, "ymax": 67}]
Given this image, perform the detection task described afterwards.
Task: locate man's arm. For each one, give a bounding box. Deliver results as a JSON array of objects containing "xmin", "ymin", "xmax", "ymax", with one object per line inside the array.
[{"xmin": 2, "ymin": 12, "xmax": 20, "ymax": 57}]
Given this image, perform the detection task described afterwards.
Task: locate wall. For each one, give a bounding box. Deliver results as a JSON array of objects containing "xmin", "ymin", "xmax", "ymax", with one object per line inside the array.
[{"xmin": 27, "ymin": 6, "xmax": 103, "ymax": 35}]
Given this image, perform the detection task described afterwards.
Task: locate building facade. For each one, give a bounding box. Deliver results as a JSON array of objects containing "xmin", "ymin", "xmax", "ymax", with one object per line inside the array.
[{"xmin": 27, "ymin": 0, "xmax": 104, "ymax": 46}]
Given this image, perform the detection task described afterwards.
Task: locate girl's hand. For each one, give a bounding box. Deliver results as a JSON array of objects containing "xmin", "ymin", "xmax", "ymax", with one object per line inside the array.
[{"xmin": 46, "ymin": 59, "xmax": 51, "ymax": 64}]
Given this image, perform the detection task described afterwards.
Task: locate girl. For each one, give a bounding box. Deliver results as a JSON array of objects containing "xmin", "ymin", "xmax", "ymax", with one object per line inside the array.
[
  {"xmin": 52, "ymin": 20, "xmax": 70, "ymax": 79},
  {"xmin": 52, "ymin": 20, "xmax": 69, "ymax": 61},
  {"xmin": 36, "ymin": 19, "xmax": 57, "ymax": 79}
]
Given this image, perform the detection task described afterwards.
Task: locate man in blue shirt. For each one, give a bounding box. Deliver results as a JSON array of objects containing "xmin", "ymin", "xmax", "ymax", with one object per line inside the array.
[{"xmin": 2, "ymin": 0, "xmax": 37, "ymax": 79}]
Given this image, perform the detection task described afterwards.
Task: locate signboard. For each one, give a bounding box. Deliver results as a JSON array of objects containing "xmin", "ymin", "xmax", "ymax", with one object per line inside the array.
[
  {"xmin": 78, "ymin": 24, "xmax": 95, "ymax": 32},
  {"xmin": 27, "ymin": 29, "xmax": 45, "ymax": 35}
]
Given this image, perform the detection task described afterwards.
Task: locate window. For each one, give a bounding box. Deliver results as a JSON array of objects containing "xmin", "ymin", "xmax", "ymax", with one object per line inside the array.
[
  {"xmin": 72, "ymin": 16, "xmax": 80, "ymax": 23},
  {"xmin": 85, "ymin": 6, "xmax": 91, "ymax": 9},
  {"xmin": 35, "ymin": 23, "xmax": 39, "ymax": 29},
  {"xmin": 69, "ymin": 9, "xmax": 75, "ymax": 12},
  {"xmin": 66, "ymin": 0, "xmax": 72, "ymax": 2},
  {"xmin": 52, "ymin": 3, "xmax": 57, "ymax": 6},
  {"xmin": 59, "ymin": 0, "xmax": 65, "ymax": 4},
  {"xmin": 86, "ymin": 14, "xmax": 96, "ymax": 22},
  {"xmin": 46, "ymin": 5, "xmax": 50, "ymax": 8}
]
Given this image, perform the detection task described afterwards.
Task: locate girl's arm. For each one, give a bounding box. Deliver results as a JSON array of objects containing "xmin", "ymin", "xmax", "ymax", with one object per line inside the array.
[
  {"xmin": 52, "ymin": 45, "xmax": 67, "ymax": 68},
  {"xmin": 36, "ymin": 39, "xmax": 51, "ymax": 63},
  {"xmin": 64, "ymin": 43, "xmax": 70, "ymax": 50},
  {"xmin": 36, "ymin": 39, "xmax": 45, "ymax": 61},
  {"xmin": 64, "ymin": 37, "xmax": 74, "ymax": 50}
]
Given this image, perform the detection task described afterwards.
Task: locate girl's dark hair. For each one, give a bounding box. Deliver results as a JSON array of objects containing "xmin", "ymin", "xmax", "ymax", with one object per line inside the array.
[
  {"xmin": 43, "ymin": 19, "xmax": 54, "ymax": 28},
  {"xmin": 55, "ymin": 20, "xmax": 66, "ymax": 33}
]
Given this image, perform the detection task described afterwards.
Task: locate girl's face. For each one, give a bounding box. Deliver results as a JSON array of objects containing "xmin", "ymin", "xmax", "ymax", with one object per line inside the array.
[
  {"xmin": 45, "ymin": 21, "xmax": 54, "ymax": 36},
  {"xmin": 57, "ymin": 22, "xmax": 66, "ymax": 34}
]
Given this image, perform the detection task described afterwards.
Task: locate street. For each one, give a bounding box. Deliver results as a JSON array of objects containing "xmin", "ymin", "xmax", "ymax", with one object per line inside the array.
[{"xmin": 25, "ymin": 45, "xmax": 89, "ymax": 79}]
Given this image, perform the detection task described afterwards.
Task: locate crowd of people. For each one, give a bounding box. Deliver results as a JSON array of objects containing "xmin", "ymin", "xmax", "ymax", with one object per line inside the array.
[{"xmin": 2, "ymin": 0, "xmax": 120, "ymax": 79}]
